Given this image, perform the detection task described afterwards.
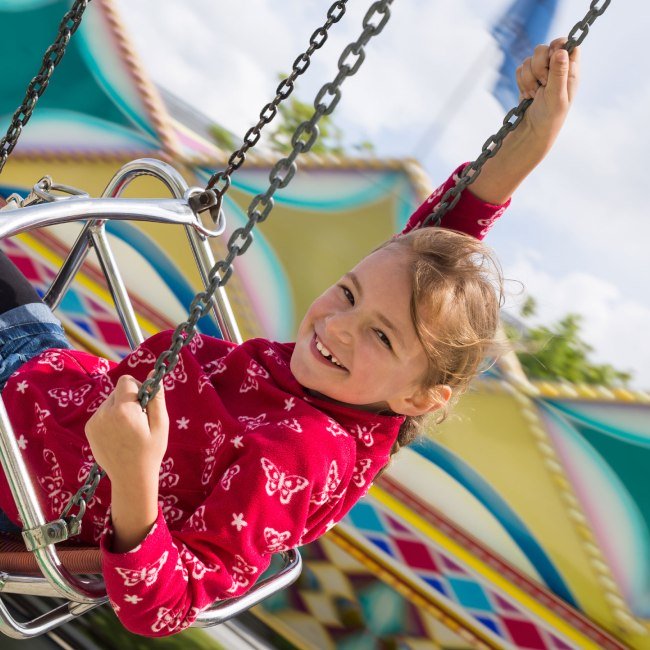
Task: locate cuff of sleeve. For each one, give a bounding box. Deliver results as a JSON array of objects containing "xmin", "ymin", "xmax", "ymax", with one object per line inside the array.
[{"xmin": 100, "ymin": 507, "xmax": 169, "ymax": 564}]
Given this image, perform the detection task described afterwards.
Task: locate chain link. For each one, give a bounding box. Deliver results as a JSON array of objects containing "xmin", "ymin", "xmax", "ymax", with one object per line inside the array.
[
  {"xmin": 422, "ymin": 0, "xmax": 612, "ymax": 227},
  {"xmin": 0, "ymin": 0, "xmax": 91, "ymax": 175},
  {"xmin": 202, "ymin": 1, "xmax": 348, "ymax": 200}
]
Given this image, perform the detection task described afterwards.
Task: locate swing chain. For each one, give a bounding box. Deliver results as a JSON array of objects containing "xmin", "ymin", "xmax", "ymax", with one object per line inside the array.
[
  {"xmin": 190, "ymin": 0, "xmax": 349, "ymax": 218},
  {"xmin": 0, "ymin": 0, "xmax": 92, "ymax": 175},
  {"xmin": 55, "ymin": 0, "xmax": 394, "ymax": 537},
  {"xmin": 422, "ymin": 0, "xmax": 612, "ymax": 228}
]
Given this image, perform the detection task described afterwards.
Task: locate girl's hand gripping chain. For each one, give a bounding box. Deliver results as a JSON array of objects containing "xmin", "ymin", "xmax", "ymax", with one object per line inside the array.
[
  {"xmin": 85, "ymin": 373, "xmax": 169, "ymax": 552},
  {"xmin": 516, "ymin": 37, "xmax": 580, "ymax": 156},
  {"xmin": 470, "ymin": 37, "xmax": 580, "ymax": 205}
]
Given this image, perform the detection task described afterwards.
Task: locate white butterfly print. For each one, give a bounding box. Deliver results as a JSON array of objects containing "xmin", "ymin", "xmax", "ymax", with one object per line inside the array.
[
  {"xmin": 326, "ymin": 420, "xmax": 347, "ymax": 437},
  {"xmin": 201, "ymin": 449, "xmax": 218, "ymax": 486},
  {"xmin": 48, "ymin": 383, "xmax": 92, "ymax": 408},
  {"xmin": 239, "ymin": 360, "xmax": 269, "ymax": 393},
  {"xmin": 115, "ymin": 550, "xmax": 169, "ymax": 587},
  {"xmin": 37, "ymin": 350, "xmax": 65, "ymax": 371},
  {"xmin": 198, "ymin": 374, "xmax": 213, "ymax": 394},
  {"xmin": 226, "ymin": 555, "xmax": 258, "ymax": 593},
  {"xmin": 34, "ymin": 403, "xmax": 51, "ymax": 435},
  {"xmin": 39, "ymin": 449, "xmax": 72, "ymax": 514},
  {"xmin": 264, "ymin": 527, "xmax": 291, "ymax": 553},
  {"xmin": 186, "ymin": 505, "xmax": 206, "ymax": 532},
  {"xmin": 279, "ymin": 418, "xmax": 302, "ymax": 433},
  {"xmin": 158, "ymin": 458, "xmax": 180, "ymax": 489},
  {"xmin": 353, "ymin": 458, "xmax": 372, "ymax": 488},
  {"xmin": 178, "ymin": 544, "xmax": 218, "ymax": 579},
  {"xmin": 77, "ymin": 444, "xmax": 101, "ymax": 508},
  {"xmin": 91, "ymin": 513, "xmax": 110, "ymax": 542},
  {"xmin": 260, "ymin": 458, "xmax": 309, "ymax": 505},
  {"xmin": 220, "ymin": 465, "xmax": 240, "ymax": 491},
  {"xmin": 92, "ymin": 358, "xmax": 112, "ymax": 376},
  {"xmin": 202, "ymin": 358, "xmax": 227, "ymax": 376},
  {"xmin": 186, "ymin": 333, "xmax": 204, "ymax": 354},
  {"xmin": 151, "ymin": 606, "xmax": 184, "ymax": 634},
  {"xmin": 173, "ymin": 552, "xmax": 189, "ymax": 582},
  {"xmin": 354, "ymin": 423, "xmax": 380, "ymax": 447},
  {"xmin": 263, "ymin": 347, "xmax": 286, "ymax": 366},
  {"xmin": 86, "ymin": 374, "xmax": 115, "ymax": 413},
  {"xmin": 163, "ymin": 355, "xmax": 188, "ymax": 391},
  {"xmin": 238, "ymin": 413, "xmax": 268, "ymax": 431},
  {"xmin": 310, "ymin": 460, "xmax": 342, "ymax": 506},
  {"xmin": 126, "ymin": 346, "xmax": 156, "ymax": 368},
  {"xmin": 159, "ymin": 494, "xmax": 183, "ymax": 523},
  {"xmin": 204, "ymin": 421, "xmax": 224, "ymax": 446}
]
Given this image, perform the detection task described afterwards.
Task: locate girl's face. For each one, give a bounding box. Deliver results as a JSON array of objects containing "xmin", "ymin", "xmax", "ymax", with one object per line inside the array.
[{"xmin": 291, "ymin": 245, "xmax": 439, "ymax": 416}]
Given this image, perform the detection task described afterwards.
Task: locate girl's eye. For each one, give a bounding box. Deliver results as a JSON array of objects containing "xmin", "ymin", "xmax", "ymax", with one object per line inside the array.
[
  {"xmin": 375, "ymin": 330, "xmax": 392, "ymax": 350},
  {"xmin": 340, "ymin": 285, "xmax": 354, "ymax": 305}
]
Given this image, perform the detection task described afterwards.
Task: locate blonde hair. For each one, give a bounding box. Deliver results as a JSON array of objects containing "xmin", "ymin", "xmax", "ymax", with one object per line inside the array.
[{"xmin": 379, "ymin": 227, "xmax": 505, "ymax": 463}]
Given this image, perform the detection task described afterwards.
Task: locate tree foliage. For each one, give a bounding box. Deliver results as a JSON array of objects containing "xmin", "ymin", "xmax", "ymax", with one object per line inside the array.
[{"xmin": 506, "ymin": 296, "xmax": 633, "ymax": 387}]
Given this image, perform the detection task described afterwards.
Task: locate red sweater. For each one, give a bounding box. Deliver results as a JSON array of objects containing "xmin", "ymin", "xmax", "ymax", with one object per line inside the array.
[{"xmin": 0, "ymin": 165, "xmax": 508, "ymax": 636}]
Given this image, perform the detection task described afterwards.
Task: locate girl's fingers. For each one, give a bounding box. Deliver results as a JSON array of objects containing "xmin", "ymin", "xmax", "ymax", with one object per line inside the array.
[
  {"xmin": 531, "ymin": 44, "xmax": 550, "ymax": 86},
  {"xmin": 521, "ymin": 56, "xmax": 538, "ymax": 98},
  {"xmin": 567, "ymin": 45, "xmax": 580, "ymax": 102},
  {"xmin": 545, "ymin": 48, "xmax": 570, "ymax": 105}
]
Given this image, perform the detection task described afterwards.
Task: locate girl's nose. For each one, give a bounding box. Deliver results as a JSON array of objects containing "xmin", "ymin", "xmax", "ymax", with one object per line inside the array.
[{"xmin": 325, "ymin": 311, "xmax": 353, "ymax": 344}]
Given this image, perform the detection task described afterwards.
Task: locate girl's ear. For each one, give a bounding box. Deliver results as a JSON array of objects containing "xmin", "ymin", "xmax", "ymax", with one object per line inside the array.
[{"xmin": 392, "ymin": 385, "xmax": 452, "ymax": 417}]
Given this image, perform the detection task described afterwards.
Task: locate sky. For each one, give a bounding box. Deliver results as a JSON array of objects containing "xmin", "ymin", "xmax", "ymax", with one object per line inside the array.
[{"xmin": 114, "ymin": 0, "xmax": 650, "ymax": 389}]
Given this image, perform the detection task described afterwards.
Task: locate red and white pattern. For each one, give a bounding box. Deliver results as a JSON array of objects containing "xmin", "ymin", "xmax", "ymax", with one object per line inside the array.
[
  {"xmin": 239, "ymin": 360, "xmax": 269, "ymax": 393},
  {"xmin": 115, "ymin": 551, "xmax": 169, "ymax": 587},
  {"xmin": 261, "ymin": 458, "xmax": 309, "ymax": 505}
]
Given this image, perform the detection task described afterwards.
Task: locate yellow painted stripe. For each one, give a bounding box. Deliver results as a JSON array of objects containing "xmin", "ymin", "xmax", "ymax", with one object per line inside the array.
[
  {"xmin": 370, "ymin": 485, "xmax": 607, "ymax": 650},
  {"xmin": 18, "ymin": 232, "xmax": 160, "ymax": 336}
]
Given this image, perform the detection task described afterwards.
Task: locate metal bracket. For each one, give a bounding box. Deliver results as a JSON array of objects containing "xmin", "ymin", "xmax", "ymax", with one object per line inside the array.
[{"xmin": 21, "ymin": 518, "xmax": 78, "ymax": 551}]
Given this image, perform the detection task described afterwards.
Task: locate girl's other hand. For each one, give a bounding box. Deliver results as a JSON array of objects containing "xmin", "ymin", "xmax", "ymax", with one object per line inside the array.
[
  {"xmin": 85, "ymin": 373, "xmax": 169, "ymax": 488},
  {"xmin": 515, "ymin": 38, "xmax": 580, "ymax": 153}
]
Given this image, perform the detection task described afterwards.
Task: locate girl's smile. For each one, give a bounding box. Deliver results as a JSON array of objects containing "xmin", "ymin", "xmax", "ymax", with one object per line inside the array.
[{"xmin": 291, "ymin": 245, "xmax": 440, "ymax": 416}]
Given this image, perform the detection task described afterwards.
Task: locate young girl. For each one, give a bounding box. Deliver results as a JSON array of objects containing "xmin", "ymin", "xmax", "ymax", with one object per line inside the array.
[{"xmin": 0, "ymin": 41, "xmax": 578, "ymax": 636}]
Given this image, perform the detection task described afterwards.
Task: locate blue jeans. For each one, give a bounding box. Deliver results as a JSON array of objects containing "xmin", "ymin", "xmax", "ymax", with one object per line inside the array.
[{"xmin": 0, "ymin": 303, "xmax": 73, "ymax": 533}]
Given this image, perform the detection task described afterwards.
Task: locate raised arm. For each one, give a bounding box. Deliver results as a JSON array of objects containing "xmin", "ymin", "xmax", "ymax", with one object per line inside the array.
[{"xmin": 404, "ymin": 39, "xmax": 579, "ymax": 239}]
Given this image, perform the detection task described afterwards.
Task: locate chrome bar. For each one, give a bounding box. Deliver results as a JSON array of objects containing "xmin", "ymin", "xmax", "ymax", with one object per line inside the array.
[
  {"xmin": 0, "ymin": 594, "xmax": 101, "ymax": 639},
  {"xmin": 43, "ymin": 225, "xmax": 93, "ymax": 311},
  {"xmin": 185, "ymin": 228, "xmax": 243, "ymax": 344},
  {"xmin": 194, "ymin": 550, "xmax": 302, "ymax": 626},
  {"xmin": 89, "ymin": 224, "xmax": 144, "ymax": 348},
  {"xmin": 0, "ymin": 399, "xmax": 105, "ymax": 603},
  {"xmin": 0, "ymin": 196, "xmax": 217, "ymax": 241}
]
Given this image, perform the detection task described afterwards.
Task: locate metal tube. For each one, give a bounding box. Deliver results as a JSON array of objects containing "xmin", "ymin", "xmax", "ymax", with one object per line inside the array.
[
  {"xmin": 0, "ymin": 197, "xmax": 215, "ymax": 241},
  {"xmin": 185, "ymin": 228, "xmax": 243, "ymax": 344},
  {"xmin": 0, "ymin": 596, "xmax": 101, "ymax": 639},
  {"xmin": 193, "ymin": 550, "xmax": 301, "ymax": 626},
  {"xmin": 0, "ymin": 399, "xmax": 105, "ymax": 603},
  {"xmin": 89, "ymin": 224, "xmax": 144, "ymax": 348},
  {"xmin": 43, "ymin": 224, "xmax": 93, "ymax": 310}
]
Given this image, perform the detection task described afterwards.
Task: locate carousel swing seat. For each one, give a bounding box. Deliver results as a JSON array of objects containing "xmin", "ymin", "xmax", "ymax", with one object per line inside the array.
[{"xmin": 0, "ymin": 158, "xmax": 302, "ymax": 639}]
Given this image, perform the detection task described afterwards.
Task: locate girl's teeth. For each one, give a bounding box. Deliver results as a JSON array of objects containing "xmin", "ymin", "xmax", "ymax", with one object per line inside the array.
[{"xmin": 331, "ymin": 356, "xmax": 341, "ymax": 366}]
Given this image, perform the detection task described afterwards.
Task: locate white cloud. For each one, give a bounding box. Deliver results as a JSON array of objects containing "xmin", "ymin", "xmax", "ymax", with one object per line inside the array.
[{"xmin": 505, "ymin": 250, "xmax": 650, "ymax": 389}]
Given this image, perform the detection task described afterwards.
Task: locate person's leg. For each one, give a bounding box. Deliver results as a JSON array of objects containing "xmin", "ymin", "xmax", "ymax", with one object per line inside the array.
[
  {"xmin": 0, "ymin": 249, "xmax": 72, "ymax": 388},
  {"xmin": 0, "ymin": 249, "xmax": 43, "ymax": 314}
]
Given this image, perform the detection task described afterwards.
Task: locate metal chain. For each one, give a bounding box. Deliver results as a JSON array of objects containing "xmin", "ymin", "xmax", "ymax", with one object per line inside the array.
[
  {"xmin": 422, "ymin": 0, "xmax": 611, "ymax": 227},
  {"xmin": 190, "ymin": 0, "xmax": 348, "ymax": 217},
  {"xmin": 0, "ymin": 0, "xmax": 91, "ymax": 175},
  {"xmin": 60, "ymin": 0, "xmax": 394, "ymax": 535}
]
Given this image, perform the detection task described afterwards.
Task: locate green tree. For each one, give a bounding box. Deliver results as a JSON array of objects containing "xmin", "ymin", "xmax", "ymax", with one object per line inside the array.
[
  {"xmin": 268, "ymin": 75, "xmax": 374, "ymax": 156},
  {"xmin": 505, "ymin": 298, "xmax": 633, "ymax": 387}
]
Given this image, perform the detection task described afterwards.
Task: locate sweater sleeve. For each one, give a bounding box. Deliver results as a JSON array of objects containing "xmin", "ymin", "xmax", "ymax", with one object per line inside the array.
[
  {"xmin": 401, "ymin": 162, "xmax": 510, "ymax": 240},
  {"xmin": 100, "ymin": 424, "xmax": 354, "ymax": 637}
]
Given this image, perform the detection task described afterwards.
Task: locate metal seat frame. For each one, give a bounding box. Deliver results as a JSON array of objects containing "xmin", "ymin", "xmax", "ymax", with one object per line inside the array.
[{"xmin": 0, "ymin": 158, "xmax": 302, "ymax": 639}]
